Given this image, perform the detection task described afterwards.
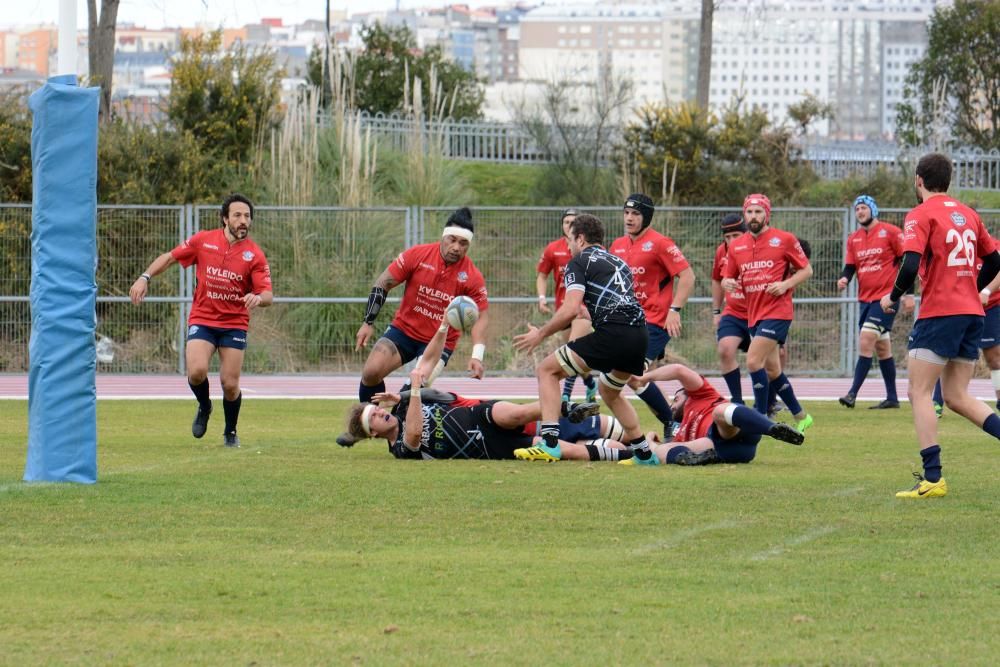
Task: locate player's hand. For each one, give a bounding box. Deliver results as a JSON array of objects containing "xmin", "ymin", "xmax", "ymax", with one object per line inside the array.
[
  {"xmin": 513, "ymin": 325, "xmax": 543, "ymax": 353},
  {"xmin": 631, "ymin": 372, "xmax": 651, "ymax": 386},
  {"xmin": 879, "ymin": 294, "xmax": 897, "ymax": 313},
  {"xmin": 902, "ymin": 295, "xmax": 916, "ymax": 313},
  {"xmin": 409, "ymin": 367, "xmax": 426, "ymax": 388},
  {"xmin": 721, "ymin": 278, "xmax": 738, "ymax": 293},
  {"xmin": 538, "ymin": 297, "xmax": 551, "ymax": 314},
  {"xmin": 355, "ymin": 323, "xmax": 375, "ymax": 351},
  {"xmin": 371, "ymin": 392, "xmax": 400, "ymax": 405},
  {"xmin": 765, "ymin": 281, "xmax": 789, "ymax": 296},
  {"xmin": 712, "ymin": 313, "xmax": 722, "ymax": 329},
  {"xmin": 129, "ymin": 278, "xmax": 148, "ymax": 305},
  {"xmin": 836, "ymin": 277, "xmax": 849, "ymax": 291},
  {"xmin": 665, "ymin": 310, "xmax": 682, "ymax": 338},
  {"xmin": 243, "ymin": 292, "xmax": 263, "ymax": 310},
  {"xmin": 468, "ymin": 358, "xmax": 485, "ymax": 380}
]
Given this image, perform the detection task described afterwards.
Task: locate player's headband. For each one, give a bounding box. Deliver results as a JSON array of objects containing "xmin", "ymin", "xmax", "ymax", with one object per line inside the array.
[
  {"xmin": 442, "ymin": 226, "xmax": 474, "ymax": 241},
  {"xmin": 361, "ymin": 404, "xmax": 376, "ymax": 437}
]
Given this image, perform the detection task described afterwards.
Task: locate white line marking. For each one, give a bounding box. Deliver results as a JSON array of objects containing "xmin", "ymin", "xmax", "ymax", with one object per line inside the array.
[
  {"xmin": 633, "ymin": 519, "xmax": 744, "ymax": 555},
  {"xmin": 750, "ymin": 525, "xmax": 838, "ymax": 561}
]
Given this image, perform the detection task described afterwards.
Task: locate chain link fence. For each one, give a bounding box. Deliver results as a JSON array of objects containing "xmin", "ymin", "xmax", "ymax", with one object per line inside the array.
[{"xmin": 2, "ymin": 204, "xmax": 999, "ymax": 376}]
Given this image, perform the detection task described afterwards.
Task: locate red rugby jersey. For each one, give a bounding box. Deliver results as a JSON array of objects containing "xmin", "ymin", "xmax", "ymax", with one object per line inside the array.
[
  {"xmin": 674, "ymin": 377, "xmax": 727, "ymax": 443},
  {"xmin": 536, "ymin": 237, "xmax": 573, "ymax": 308},
  {"xmin": 171, "ymin": 228, "xmax": 272, "ymax": 330},
  {"xmin": 712, "ymin": 241, "xmax": 748, "ymax": 319},
  {"xmin": 904, "ymin": 196, "xmax": 996, "ymax": 319},
  {"xmin": 845, "ymin": 221, "xmax": 904, "ymax": 302},
  {"xmin": 722, "ymin": 227, "xmax": 809, "ymax": 326},
  {"xmin": 387, "ymin": 243, "xmax": 488, "ymax": 349},
  {"xmin": 609, "ymin": 227, "xmax": 690, "ymax": 328}
]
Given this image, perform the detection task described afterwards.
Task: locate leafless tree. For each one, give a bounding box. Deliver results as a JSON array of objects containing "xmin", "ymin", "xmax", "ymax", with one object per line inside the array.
[
  {"xmin": 87, "ymin": 0, "xmax": 120, "ymax": 122},
  {"xmin": 695, "ymin": 0, "xmax": 717, "ymax": 109},
  {"xmin": 507, "ymin": 68, "xmax": 634, "ymax": 203}
]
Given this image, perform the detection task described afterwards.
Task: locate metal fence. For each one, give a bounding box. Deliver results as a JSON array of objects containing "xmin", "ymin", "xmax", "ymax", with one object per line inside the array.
[
  {"xmin": 339, "ymin": 112, "xmax": 1000, "ymax": 190},
  {"xmin": 5, "ymin": 203, "xmax": 999, "ymax": 376},
  {"xmin": 803, "ymin": 143, "xmax": 1000, "ymax": 190}
]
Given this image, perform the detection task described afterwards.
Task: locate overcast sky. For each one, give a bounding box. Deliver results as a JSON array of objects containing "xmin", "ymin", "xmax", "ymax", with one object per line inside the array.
[{"xmin": 1, "ymin": 0, "xmax": 531, "ymax": 30}]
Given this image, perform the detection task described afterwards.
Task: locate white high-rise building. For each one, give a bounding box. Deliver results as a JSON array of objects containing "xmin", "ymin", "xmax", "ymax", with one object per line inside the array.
[{"xmin": 519, "ymin": 0, "xmax": 943, "ymax": 139}]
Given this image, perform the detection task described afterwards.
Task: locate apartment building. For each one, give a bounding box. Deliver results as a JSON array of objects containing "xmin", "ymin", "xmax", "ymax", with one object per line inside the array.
[{"xmin": 519, "ymin": 0, "xmax": 941, "ymax": 139}]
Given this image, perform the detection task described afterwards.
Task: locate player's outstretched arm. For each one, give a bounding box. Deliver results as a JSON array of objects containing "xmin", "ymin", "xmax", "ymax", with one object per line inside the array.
[
  {"xmin": 402, "ymin": 368, "xmax": 426, "ymax": 451},
  {"xmin": 415, "ymin": 323, "xmax": 449, "ymax": 383},
  {"xmin": 634, "ymin": 363, "xmax": 702, "ymax": 391},
  {"xmin": 129, "ymin": 252, "xmax": 177, "ymax": 305}
]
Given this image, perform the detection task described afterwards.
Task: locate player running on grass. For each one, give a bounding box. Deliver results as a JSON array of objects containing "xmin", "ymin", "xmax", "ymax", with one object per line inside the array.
[
  {"xmin": 129, "ymin": 193, "xmax": 272, "ymax": 448},
  {"xmin": 512, "ymin": 213, "xmax": 659, "ymax": 464},
  {"xmin": 837, "ymin": 195, "xmax": 914, "ymax": 410},
  {"xmin": 620, "ymin": 363, "xmax": 804, "ymax": 466},
  {"xmin": 536, "ymin": 207, "xmax": 598, "ymax": 403},
  {"xmin": 880, "ymin": 152, "xmax": 1000, "ymax": 498},
  {"xmin": 721, "ymin": 194, "xmax": 813, "ymax": 431}
]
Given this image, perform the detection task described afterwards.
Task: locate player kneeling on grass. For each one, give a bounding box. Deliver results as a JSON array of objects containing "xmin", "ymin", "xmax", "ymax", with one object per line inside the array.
[
  {"xmin": 341, "ymin": 324, "xmax": 629, "ymax": 462},
  {"xmin": 620, "ymin": 363, "xmax": 805, "ymax": 466}
]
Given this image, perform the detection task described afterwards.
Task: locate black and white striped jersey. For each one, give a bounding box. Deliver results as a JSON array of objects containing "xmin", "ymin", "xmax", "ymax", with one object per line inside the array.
[{"xmin": 564, "ymin": 245, "xmax": 645, "ymax": 327}]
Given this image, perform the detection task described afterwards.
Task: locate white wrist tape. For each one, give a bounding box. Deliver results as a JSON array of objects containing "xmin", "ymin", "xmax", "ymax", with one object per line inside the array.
[{"xmin": 472, "ymin": 343, "xmax": 486, "ymax": 361}]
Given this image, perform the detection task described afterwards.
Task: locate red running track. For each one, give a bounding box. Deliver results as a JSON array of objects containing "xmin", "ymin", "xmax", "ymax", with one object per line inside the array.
[{"xmin": 0, "ymin": 374, "xmax": 995, "ymax": 402}]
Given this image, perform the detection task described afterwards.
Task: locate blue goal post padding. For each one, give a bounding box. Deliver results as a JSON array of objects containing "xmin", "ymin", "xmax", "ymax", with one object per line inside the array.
[{"xmin": 24, "ymin": 75, "xmax": 99, "ymax": 484}]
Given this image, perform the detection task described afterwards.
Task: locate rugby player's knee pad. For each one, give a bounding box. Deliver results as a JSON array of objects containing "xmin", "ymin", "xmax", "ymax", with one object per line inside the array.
[
  {"xmin": 599, "ymin": 372, "xmax": 628, "ymax": 391},
  {"xmin": 602, "ymin": 417, "xmax": 624, "ymax": 442},
  {"xmin": 861, "ymin": 322, "xmax": 882, "ymax": 338},
  {"xmin": 555, "ymin": 345, "xmax": 587, "ymax": 377}
]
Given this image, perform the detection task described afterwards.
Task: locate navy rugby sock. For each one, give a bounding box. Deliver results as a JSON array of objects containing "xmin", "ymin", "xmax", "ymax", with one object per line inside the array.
[
  {"xmin": 981, "ymin": 413, "xmax": 1000, "ymax": 440},
  {"xmin": 359, "ymin": 380, "xmax": 385, "ymax": 404},
  {"xmin": 729, "ymin": 405, "xmax": 774, "ymax": 436},
  {"xmin": 561, "ymin": 375, "xmax": 577, "ymax": 398},
  {"xmin": 773, "ymin": 373, "xmax": 804, "ymax": 416},
  {"xmin": 749, "ymin": 369, "xmax": 770, "ymax": 414},
  {"xmin": 583, "ymin": 374, "xmax": 597, "ymax": 390},
  {"xmin": 223, "ymin": 392, "xmax": 242, "ymax": 434},
  {"xmin": 920, "ymin": 445, "xmax": 942, "ymax": 483},
  {"xmin": 189, "ymin": 379, "xmax": 211, "ymax": 409},
  {"xmin": 722, "ymin": 369, "xmax": 743, "ymax": 404},
  {"xmin": 849, "ymin": 356, "xmax": 873, "ymax": 395},
  {"xmin": 637, "ymin": 382, "xmax": 673, "ymax": 426},
  {"xmin": 879, "ymin": 357, "xmax": 898, "ymax": 402},
  {"xmin": 766, "ymin": 378, "xmax": 780, "ymax": 413}
]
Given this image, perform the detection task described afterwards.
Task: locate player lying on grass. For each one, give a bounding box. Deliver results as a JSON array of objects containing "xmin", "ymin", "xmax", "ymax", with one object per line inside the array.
[
  {"xmin": 618, "ymin": 363, "xmax": 806, "ymax": 466},
  {"xmin": 342, "ymin": 324, "xmax": 628, "ymax": 461}
]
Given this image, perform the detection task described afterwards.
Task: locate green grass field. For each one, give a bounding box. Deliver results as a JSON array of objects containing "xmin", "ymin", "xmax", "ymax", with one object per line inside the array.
[{"xmin": 2, "ymin": 399, "xmax": 999, "ymax": 665}]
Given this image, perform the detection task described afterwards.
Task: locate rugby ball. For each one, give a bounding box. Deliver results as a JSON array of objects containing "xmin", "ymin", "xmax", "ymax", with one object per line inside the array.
[{"xmin": 445, "ymin": 296, "xmax": 479, "ymax": 332}]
